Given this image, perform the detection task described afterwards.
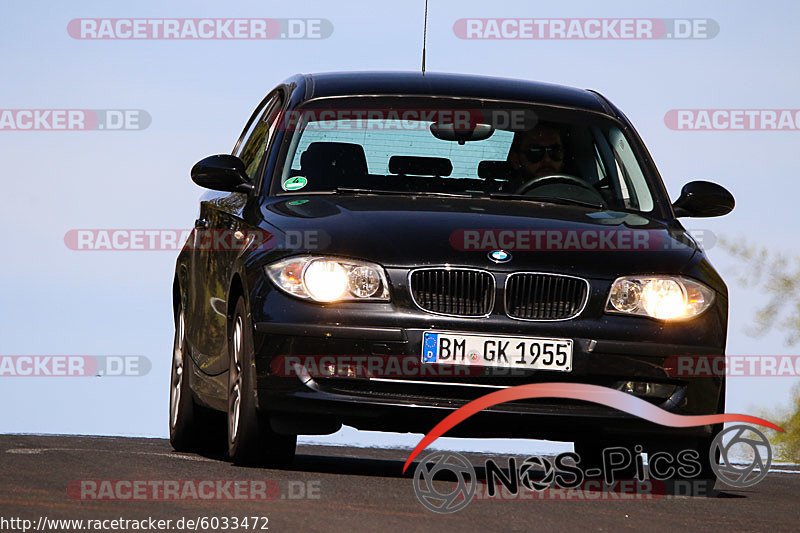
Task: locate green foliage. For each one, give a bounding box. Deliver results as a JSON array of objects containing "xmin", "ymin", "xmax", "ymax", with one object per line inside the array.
[
  {"xmin": 718, "ymin": 236, "xmax": 800, "ymax": 345},
  {"xmin": 719, "ymin": 237, "xmax": 800, "ymax": 462},
  {"xmin": 769, "ymin": 384, "xmax": 800, "ymax": 463}
]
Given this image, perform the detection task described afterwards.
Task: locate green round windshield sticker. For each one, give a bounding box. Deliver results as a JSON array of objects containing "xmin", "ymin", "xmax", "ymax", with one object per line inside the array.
[{"xmin": 283, "ymin": 176, "xmax": 308, "ymax": 191}]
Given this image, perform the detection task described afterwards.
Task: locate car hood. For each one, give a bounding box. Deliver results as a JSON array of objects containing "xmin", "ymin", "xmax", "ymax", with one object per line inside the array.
[{"xmin": 259, "ymin": 195, "xmax": 699, "ymax": 278}]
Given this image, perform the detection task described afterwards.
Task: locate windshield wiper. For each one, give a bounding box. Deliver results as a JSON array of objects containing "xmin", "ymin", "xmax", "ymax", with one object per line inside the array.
[
  {"xmin": 335, "ymin": 188, "xmax": 475, "ymax": 198},
  {"xmin": 334, "ymin": 188, "xmax": 603, "ymax": 207},
  {"xmin": 488, "ymin": 193, "xmax": 605, "ymax": 210}
]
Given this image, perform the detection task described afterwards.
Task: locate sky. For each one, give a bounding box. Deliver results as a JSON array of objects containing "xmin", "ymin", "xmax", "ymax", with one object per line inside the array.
[{"xmin": 1, "ymin": 0, "xmax": 799, "ymax": 454}]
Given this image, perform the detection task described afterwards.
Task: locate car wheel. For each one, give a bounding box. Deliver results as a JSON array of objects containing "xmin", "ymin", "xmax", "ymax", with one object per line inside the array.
[
  {"xmin": 651, "ymin": 436, "xmax": 719, "ymax": 497},
  {"xmin": 227, "ymin": 297, "xmax": 297, "ymax": 466},
  {"xmin": 574, "ymin": 440, "xmax": 641, "ymax": 483},
  {"xmin": 169, "ymin": 304, "xmax": 224, "ymax": 452}
]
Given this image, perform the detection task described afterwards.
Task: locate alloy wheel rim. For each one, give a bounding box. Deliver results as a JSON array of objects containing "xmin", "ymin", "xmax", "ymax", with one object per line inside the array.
[
  {"xmin": 170, "ymin": 310, "xmax": 185, "ymax": 429},
  {"xmin": 229, "ymin": 316, "xmax": 243, "ymax": 444}
]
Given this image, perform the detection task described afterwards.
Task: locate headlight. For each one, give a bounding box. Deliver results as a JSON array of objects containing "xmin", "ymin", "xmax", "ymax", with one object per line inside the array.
[
  {"xmin": 266, "ymin": 256, "xmax": 390, "ymax": 303},
  {"xmin": 606, "ymin": 276, "xmax": 715, "ymax": 320}
]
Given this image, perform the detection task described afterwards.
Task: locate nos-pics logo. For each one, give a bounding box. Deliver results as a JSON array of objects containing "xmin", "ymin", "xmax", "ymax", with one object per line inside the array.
[{"xmin": 412, "ymin": 425, "xmax": 773, "ymax": 513}]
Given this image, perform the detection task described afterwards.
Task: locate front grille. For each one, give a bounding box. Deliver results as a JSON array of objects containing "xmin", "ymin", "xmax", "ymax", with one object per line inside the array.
[
  {"xmin": 409, "ymin": 268, "xmax": 494, "ymax": 317},
  {"xmin": 505, "ymin": 273, "xmax": 588, "ymax": 320}
]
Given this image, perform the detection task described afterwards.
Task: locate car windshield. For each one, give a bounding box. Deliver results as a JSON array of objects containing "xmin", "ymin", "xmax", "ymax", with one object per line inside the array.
[{"xmin": 276, "ymin": 97, "xmax": 658, "ymax": 213}]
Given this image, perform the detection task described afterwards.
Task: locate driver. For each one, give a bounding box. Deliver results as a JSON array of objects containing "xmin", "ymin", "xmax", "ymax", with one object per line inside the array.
[{"xmin": 505, "ymin": 122, "xmax": 566, "ymax": 192}]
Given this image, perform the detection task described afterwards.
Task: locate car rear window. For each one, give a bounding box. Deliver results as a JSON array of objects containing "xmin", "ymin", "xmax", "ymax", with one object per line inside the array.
[{"xmin": 289, "ymin": 121, "xmax": 515, "ymax": 179}]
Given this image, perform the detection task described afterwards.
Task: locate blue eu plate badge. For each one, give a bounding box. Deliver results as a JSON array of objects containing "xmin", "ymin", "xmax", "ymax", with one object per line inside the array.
[{"xmin": 423, "ymin": 332, "xmax": 439, "ymax": 363}]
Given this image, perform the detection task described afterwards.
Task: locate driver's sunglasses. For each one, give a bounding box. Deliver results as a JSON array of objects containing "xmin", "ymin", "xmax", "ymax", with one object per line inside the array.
[{"xmin": 524, "ymin": 144, "xmax": 564, "ymax": 163}]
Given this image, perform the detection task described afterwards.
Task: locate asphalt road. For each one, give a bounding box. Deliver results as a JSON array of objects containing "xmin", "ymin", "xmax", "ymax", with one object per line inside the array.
[{"xmin": 1, "ymin": 434, "xmax": 798, "ymax": 532}]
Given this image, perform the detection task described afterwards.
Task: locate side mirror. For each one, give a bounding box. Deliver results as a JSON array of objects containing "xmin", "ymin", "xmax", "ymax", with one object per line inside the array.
[
  {"xmin": 191, "ymin": 154, "xmax": 254, "ymax": 193},
  {"xmin": 672, "ymin": 180, "xmax": 735, "ymax": 218}
]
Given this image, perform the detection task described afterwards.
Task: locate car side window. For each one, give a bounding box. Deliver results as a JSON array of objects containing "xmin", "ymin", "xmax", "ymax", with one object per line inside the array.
[
  {"xmin": 607, "ymin": 129, "xmax": 653, "ymax": 212},
  {"xmin": 235, "ymin": 94, "xmax": 282, "ymax": 182},
  {"xmin": 589, "ymin": 127, "xmax": 653, "ymax": 212}
]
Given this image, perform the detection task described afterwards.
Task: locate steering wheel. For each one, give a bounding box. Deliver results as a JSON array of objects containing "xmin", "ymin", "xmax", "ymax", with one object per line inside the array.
[{"xmin": 515, "ymin": 173, "xmax": 605, "ymax": 203}]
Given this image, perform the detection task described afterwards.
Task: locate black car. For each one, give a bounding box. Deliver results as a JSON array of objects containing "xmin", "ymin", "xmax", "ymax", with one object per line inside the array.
[{"xmin": 170, "ymin": 72, "xmax": 733, "ymax": 483}]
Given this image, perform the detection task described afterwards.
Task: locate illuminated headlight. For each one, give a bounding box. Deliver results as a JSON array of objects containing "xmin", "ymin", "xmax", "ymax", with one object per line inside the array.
[
  {"xmin": 606, "ymin": 276, "xmax": 715, "ymax": 320},
  {"xmin": 266, "ymin": 256, "xmax": 390, "ymax": 303}
]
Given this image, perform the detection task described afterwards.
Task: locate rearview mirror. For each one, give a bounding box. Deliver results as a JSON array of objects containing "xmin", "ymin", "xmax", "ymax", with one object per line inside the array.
[
  {"xmin": 191, "ymin": 154, "xmax": 254, "ymax": 193},
  {"xmin": 430, "ymin": 122, "xmax": 494, "ymax": 144},
  {"xmin": 672, "ymin": 180, "xmax": 735, "ymax": 218}
]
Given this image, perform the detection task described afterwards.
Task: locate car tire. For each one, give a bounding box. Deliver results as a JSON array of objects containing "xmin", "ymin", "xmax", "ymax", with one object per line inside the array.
[
  {"xmin": 227, "ymin": 297, "xmax": 297, "ymax": 466},
  {"xmin": 169, "ymin": 304, "xmax": 224, "ymax": 452},
  {"xmin": 651, "ymin": 436, "xmax": 719, "ymax": 497},
  {"xmin": 574, "ymin": 440, "xmax": 642, "ymax": 483}
]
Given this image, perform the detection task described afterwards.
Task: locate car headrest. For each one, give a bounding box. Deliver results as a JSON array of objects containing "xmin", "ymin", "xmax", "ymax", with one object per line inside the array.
[
  {"xmin": 389, "ymin": 156, "xmax": 453, "ymax": 177},
  {"xmin": 478, "ymin": 160, "xmax": 515, "ymax": 180},
  {"xmin": 300, "ymin": 142, "xmax": 368, "ymax": 179}
]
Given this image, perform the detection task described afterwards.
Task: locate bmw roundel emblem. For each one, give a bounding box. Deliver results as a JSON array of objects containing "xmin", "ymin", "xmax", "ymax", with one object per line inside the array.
[{"xmin": 488, "ymin": 250, "xmax": 512, "ymax": 263}]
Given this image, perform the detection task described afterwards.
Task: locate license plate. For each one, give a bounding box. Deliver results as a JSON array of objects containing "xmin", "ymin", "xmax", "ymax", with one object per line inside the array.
[{"xmin": 421, "ymin": 331, "xmax": 573, "ymax": 372}]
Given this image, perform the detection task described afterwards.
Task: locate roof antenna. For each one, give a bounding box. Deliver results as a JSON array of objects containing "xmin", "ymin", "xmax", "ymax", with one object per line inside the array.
[{"xmin": 421, "ymin": 0, "xmax": 428, "ymax": 74}]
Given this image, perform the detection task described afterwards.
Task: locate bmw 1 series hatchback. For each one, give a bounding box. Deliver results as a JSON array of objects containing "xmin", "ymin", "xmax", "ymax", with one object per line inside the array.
[{"xmin": 169, "ymin": 72, "xmax": 734, "ymax": 488}]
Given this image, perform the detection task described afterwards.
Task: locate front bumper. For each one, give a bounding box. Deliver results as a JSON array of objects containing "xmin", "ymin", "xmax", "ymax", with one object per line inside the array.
[
  {"xmin": 251, "ymin": 325, "xmax": 725, "ymax": 441},
  {"xmin": 246, "ymin": 265, "xmax": 726, "ymax": 441}
]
